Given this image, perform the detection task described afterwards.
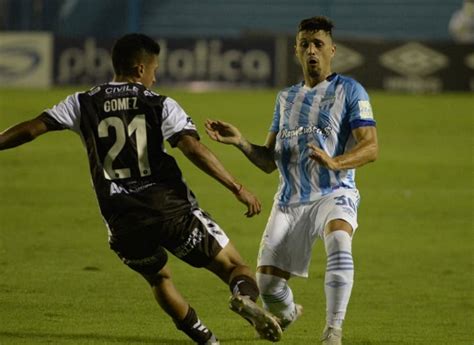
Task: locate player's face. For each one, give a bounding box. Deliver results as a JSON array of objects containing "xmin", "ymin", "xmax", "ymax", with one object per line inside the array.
[
  {"xmin": 295, "ymin": 30, "xmax": 335, "ymax": 84},
  {"xmin": 139, "ymin": 54, "xmax": 159, "ymax": 88}
]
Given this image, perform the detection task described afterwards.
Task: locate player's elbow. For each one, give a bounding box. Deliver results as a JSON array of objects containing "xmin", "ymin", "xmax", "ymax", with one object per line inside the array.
[
  {"xmin": 261, "ymin": 163, "xmax": 277, "ymax": 174},
  {"xmin": 257, "ymin": 147, "xmax": 277, "ymax": 173}
]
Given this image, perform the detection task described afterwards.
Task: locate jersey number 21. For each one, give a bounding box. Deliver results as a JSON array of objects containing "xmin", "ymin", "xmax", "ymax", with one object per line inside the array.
[{"xmin": 98, "ymin": 114, "xmax": 151, "ymax": 180}]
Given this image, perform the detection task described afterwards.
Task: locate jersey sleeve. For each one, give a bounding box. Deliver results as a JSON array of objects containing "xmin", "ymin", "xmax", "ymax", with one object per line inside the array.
[
  {"xmin": 269, "ymin": 91, "xmax": 282, "ymax": 133},
  {"xmin": 161, "ymin": 97, "xmax": 199, "ymax": 147},
  {"xmin": 346, "ymin": 82, "xmax": 376, "ymax": 130},
  {"xmin": 43, "ymin": 92, "xmax": 82, "ymax": 134}
]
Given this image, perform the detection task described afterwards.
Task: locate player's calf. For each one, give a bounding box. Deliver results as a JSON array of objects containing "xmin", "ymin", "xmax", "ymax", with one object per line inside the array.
[
  {"xmin": 229, "ymin": 274, "xmax": 260, "ymax": 302},
  {"xmin": 257, "ymin": 272, "xmax": 301, "ymax": 330}
]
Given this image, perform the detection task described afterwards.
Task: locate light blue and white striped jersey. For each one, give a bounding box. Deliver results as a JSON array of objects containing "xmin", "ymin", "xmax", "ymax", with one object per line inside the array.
[{"xmin": 270, "ymin": 73, "xmax": 376, "ymax": 206}]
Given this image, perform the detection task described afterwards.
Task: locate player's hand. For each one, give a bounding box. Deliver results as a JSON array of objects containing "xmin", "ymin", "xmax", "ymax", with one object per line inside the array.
[
  {"xmin": 307, "ymin": 143, "xmax": 340, "ymax": 170},
  {"xmin": 205, "ymin": 119, "xmax": 242, "ymax": 146},
  {"xmin": 233, "ymin": 185, "xmax": 262, "ymax": 217}
]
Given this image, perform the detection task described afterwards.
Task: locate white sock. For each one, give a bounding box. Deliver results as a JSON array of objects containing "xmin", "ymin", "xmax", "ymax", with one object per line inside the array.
[
  {"xmin": 324, "ymin": 230, "xmax": 354, "ymax": 329},
  {"xmin": 256, "ymin": 272, "xmax": 296, "ymax": 321}
]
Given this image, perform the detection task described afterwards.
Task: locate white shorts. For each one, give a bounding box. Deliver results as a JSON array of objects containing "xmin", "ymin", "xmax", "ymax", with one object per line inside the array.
[{"xmin": 257, "ymin": 188, "xmax": 360, "ymax": 278}]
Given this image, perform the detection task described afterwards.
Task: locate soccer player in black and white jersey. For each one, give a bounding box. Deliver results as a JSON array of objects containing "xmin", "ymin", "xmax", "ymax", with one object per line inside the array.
[{"xmin": 0, "ymin": 34, "xmax": 282, "ymax": 344}]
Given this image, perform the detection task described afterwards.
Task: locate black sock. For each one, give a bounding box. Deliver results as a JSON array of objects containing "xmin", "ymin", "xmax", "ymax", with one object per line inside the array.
[
  {"xmin": 173, "ymin": 306, "xmax": 213, "ymax": 344},
  {"xmin": 230, "ymin": 275, "xmax": 260, "ymax": 302}
]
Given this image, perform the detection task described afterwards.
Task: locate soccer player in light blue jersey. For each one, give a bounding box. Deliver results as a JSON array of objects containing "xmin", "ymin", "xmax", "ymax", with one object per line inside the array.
[{"xmin": 205, "ymin": 16, "xmax": 378, "ymax": 345}]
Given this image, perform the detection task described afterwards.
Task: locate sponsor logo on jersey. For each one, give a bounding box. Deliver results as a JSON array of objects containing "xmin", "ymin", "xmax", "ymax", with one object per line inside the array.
[
  {"xmin": 109, "ymin": 181, "xmax": 157, "ymax": 195},
  {"xmin": 104, "ymin": 85, "xmax": 139, "ymax": 95},
  {"xmin": 280, "ymin": 125, "xmax": 332, "ymax": 139},
  {"xmin": 110, "ymin": 182, "xmax": 130, "ymax": 195}
]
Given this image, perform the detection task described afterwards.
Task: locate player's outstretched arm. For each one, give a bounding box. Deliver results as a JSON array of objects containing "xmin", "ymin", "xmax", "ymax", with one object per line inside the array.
[
  {"xmin": 308, "ymin": 126, "xmax": 378, "ymax": 170},
  {"xmin": 176, "ymin": 134, "xmax": 261, "ymax": 217},
  {"xmin": 205, "ymin": 119, "xmax": 277, "ymax": 173},
  {"xmin": 0, "ymin": 115, "xmax": 50, "ymax": 151}
]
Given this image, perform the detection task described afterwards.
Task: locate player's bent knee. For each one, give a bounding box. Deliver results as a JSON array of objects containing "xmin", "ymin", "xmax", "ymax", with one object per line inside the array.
[
  {"xmin": 123, "ymin": 247, "xmax": 169, "ymax": 278},
  {"xmin": 257, "ymin": 265, "xmax": 291, "ymax": 280},
  {"xmin": 206, "ymin": 243, "xmax": 252, "ymax": 283},
  {"xmin": 325, "ymin": 219, "xmax": 353, "ymax": 235},
  {"xmin": 257, "ymin": 272, "xmax": 287, "ymax": 294},
  {"xmin": 221, "ymin": 242, "xmax": 245, "ymax": 264},
  {"xmin": 210, "ymin": 243, "xmax": 245, "ymax": 270}
]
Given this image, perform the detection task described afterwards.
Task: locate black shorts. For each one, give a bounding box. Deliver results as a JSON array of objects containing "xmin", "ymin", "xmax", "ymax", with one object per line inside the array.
[{"xmin": 108, "ymin": 208, "xmax": 229, "ymax": 275}]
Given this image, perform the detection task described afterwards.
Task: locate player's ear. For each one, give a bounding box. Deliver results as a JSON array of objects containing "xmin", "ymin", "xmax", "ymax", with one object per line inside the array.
[
  {"xmin": 331, "ymin": 43, "xmax": 336, "ymax": 58},
  {"xmin": 134, "ymin": 63, "xmax": 145, "ymax": 78}
]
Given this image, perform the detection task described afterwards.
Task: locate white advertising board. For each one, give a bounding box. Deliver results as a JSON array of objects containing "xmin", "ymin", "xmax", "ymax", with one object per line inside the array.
[{"xmin": 0, "ymin": 32, "xmax": 53, "ymax": 88}]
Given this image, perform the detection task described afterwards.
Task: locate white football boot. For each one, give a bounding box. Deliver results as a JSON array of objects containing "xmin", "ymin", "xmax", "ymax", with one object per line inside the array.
[
  {"xmin": 320, "ymin": 326, "xmax": 342, "ymax": 345},
  {"xmin": 279, "ymin": 304, "xmax": 303, "ymax": 331},
  {"xmin": 229, "ymin": 295, "xmax": 282, "ymax": 342}
]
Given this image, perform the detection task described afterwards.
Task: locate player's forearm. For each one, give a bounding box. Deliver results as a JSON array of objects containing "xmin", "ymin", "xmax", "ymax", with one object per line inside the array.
[
  {"xmin": 184, "ymin": 143, "xmax": 242, "ymax": 194},
  {"xmin": 0, "ymin": 120, "xmax": 43, "ymax": 151},
  {"xmin": 235, "ymin": 138, "xmax": 276, "ymax": 174},
  {"xmin": 334, "ymin": 139, "xmax": 378, "ymax": 170}
]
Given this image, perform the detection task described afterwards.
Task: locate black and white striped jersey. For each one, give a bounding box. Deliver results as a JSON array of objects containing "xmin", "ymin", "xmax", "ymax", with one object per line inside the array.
[{"xmin": 42, "ymin": 82, "xmax": 199, "ymax": 232}]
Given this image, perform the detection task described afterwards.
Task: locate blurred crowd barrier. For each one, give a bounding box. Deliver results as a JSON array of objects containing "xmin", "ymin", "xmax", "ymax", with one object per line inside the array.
[{"xmin": 0, "ymin": 32, "xmax": 472, "ymax": 92}]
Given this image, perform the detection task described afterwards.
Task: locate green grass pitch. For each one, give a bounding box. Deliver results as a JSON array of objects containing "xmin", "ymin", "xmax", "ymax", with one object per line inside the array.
[{"xmin": 0, "ymin": 88, "xmax": 472, "ymax": 344}]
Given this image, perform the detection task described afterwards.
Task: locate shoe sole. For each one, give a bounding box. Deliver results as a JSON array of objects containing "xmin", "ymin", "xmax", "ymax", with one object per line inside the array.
[{"xmin": 229, "ymin": 295, "xmax": 282, "ymax": 342}]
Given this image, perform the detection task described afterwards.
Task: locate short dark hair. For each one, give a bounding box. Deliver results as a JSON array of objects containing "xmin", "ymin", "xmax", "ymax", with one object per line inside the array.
[
  {"xmin": 298, "ymin": 16, "xmax": 334, "ymax": 36},
  {"xmin": 111, "ymin": 33, "xmax": 160, "ymax": 76}
]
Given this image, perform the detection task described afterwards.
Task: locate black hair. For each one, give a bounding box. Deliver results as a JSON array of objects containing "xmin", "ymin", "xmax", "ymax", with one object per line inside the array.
[
  {"xmin": 111, "ymin": 33, "xmax": 160, "ymax": 76},
  {"xmin": 298, "ymin": 16, "xmax": 334, "ymax": 36}
]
